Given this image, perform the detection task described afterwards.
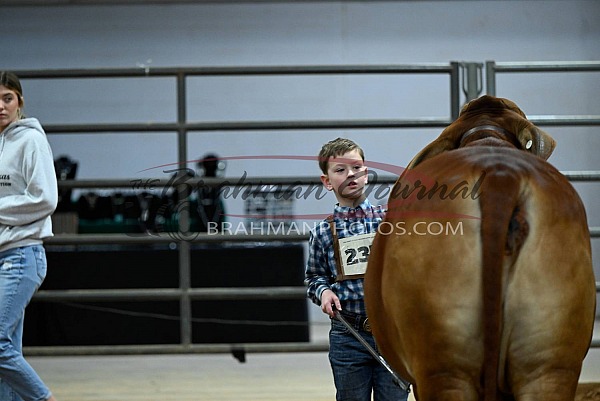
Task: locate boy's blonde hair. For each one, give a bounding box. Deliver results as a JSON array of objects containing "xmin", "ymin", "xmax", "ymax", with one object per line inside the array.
[{"xmin": 318, "ymin": 137, "xmax": 365, "ymax": 175}]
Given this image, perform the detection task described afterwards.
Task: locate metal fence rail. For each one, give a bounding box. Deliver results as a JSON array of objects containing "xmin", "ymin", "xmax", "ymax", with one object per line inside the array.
[
  {"xmin": 50, "ymin": 171, "xmax": 600, "ymax": 189},
  {"xmin": 20, "ymin": 63, "xmax": 461, "ymax": 356},
  {"xmin": 486, "ymin": 61, "xmax": 600, "ymax": 128},
  {"xmin": 17, "ymin": 62, "xmax": 600, "ymax": 357}
]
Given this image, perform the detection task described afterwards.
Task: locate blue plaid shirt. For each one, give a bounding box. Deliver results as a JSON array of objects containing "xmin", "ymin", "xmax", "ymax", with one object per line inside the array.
[{"xmin": 305, "ymin": 198, "xmax": 385, "ymax": 315}]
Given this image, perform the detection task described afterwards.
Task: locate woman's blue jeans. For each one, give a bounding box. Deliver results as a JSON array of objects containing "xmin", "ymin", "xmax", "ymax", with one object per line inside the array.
[
  {"xmin": 329, "ymin": 318, "xmax": 409, "ymax": 401},
  {"xmin": 0, "ymin": 245, "xmax": 52, "ymax": 401}
]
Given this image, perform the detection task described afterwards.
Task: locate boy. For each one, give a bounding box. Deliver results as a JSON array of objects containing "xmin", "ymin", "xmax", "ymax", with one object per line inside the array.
[{"xmin": 305, "ymin": 137, "xmax": 408, "ymax": 401}]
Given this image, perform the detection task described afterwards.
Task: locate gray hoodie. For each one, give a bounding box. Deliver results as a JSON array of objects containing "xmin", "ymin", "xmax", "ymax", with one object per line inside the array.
[{"xmin": 0, "ymin": 118, "xmax": 58, "ymax": 252}]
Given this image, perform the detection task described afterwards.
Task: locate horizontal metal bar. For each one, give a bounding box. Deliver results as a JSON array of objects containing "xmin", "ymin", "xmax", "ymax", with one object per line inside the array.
[
  {"xmin": 40, "ymin": 226, "xmax": 600, "ymax": 246},
  {"xmin": 45, "ymin": 123, "xmax": 177, "ymax": 133},
  {"xmin": 186, "ymin": 64, "xmax": 455, "ymax": 76},
  {"xmin": 45, "ymin": 119, "xmax": 600, "ymax": 136},
  {"xmin": 52, "ymin": 170, "xmax": 600, "ymax": 190},
  {"xmin": 58, "ymin": 177, "xmax": 328, "ymax": 189},
  {"xmin": 57, "ymin": 178, "xmax": 173, "ymax": 189},
  {"xmin": 490, "ymin": 61, "xmax": 600, "ymax": 73},
  {"xmin": 31, "ymin": 281, "xmax": 600, "ymax": 299},
  {"xmin": 562, "ymin": 171, "xmax": 600, "ymax": 181},
  {"xmin": 15, "ymin": 64, "xmax": 455, "ymax": 80},
  {"xmin": 192, "ymin": 287, "xmax": 306, "ymax": 300},
  {"xmin": 29, "ymin": 282, "xmax": 600, "ymax": 303},
  {"xmin": 32, "ymin": 286, "xmax": 307, "ymax": 302},
  {"xmin": 23, "ymin": 342, "xmax": 330, "ymax": 357},
  {"xmin": 46, "ymin": 233, "xmax": 176, "ymax": 245},
  {"xmin": 54, "ymin": 175, "xmax": 400, "ymax": 189},
  {"xmin": 42, "ymin": 119, "xmax": 600, "ymax": 133},
  {"xmin": 44, "ymin": 118, "xmax": 452, "ymax": 134},
  {"xmin": 33, "ymin": 282, "xmax": 600, "ymax": 302},
  {"xmin": 33, "ymin": 288, "xmax": 181, "ymax": 302},
  {"xmin": 529, "ymin": 115, "xmax": 600, "ymax": 126},
  {"xmin": 44, "ymin": 233, "xmax": 310, "ymax": 245},
  {"xmin": 185, "ymin": 118, "xmax": 452, "ymax": 131}
]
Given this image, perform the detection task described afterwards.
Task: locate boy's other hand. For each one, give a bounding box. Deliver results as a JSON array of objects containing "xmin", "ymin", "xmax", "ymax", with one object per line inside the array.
[{"xmin": 321, "ymin": 289, "xmax": 341, "ymax": 318}]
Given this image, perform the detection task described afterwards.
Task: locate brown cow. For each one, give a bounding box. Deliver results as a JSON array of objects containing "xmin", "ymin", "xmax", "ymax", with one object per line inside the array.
[{"xmin": 365, "ymin": 95, "xmax": 596, "ymax": 401}]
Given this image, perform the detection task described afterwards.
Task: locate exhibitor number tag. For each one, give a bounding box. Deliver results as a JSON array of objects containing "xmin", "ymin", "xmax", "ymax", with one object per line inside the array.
[{"xmin": 338, "ymin": 232, "xmax": 376, "ymax": 278}]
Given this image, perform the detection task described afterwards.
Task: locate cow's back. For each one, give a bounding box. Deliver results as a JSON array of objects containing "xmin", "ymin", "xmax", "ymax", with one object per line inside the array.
[{"xmin": 365, "ymin": 145, "xmax": 595, "ymax": 401}]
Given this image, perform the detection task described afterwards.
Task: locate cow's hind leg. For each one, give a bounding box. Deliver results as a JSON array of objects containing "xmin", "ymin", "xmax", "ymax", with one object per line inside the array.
[
  {"xmin": 415, "ymin": 373, "xmax": 479, "ymax": 401},
  {"xmin": 512, "ymin": 369, "xmax": 579, "ymax": 401}
]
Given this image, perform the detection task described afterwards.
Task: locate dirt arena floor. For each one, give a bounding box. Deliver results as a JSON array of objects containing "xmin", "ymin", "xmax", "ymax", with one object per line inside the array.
[
  {"xmin": 28, "ymin": 328, "xmax": 600, "ymax": 401},
  {"xmin": 28, "ymin": 321, "xmax": 600, "ymax": 401},
  {"xmin": 30, "ymin": 352, "xmax": 335, "ymax": 401},
  {"xmin": 28, "ymin": 352, "xmax": 599, "ymax": 401}
]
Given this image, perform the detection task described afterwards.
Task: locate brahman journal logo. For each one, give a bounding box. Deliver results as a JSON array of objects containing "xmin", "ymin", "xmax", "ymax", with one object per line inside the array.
[{"xmin": 129, "ymin": 155, "xmax": 483, "ymax": 240}]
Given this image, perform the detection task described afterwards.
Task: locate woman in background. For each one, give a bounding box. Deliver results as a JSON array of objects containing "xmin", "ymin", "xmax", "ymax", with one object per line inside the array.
[{"xmin": 0, "ymin": 71, "xmax": 58, "ymax": 401}]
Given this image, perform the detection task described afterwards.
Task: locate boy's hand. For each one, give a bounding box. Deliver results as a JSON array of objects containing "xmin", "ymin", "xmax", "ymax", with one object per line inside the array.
[{"xmin": 320, "ymin": 289, "xmax": 341, "ymax": 318}]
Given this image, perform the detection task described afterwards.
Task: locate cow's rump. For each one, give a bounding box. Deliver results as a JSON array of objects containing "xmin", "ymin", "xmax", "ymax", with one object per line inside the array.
[{"xmin": 365, "ymin": 96, "xmax": 596, "ymax": 401}]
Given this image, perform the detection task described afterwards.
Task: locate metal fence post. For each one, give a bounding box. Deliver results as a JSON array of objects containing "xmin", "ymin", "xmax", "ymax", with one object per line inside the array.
[
  {"xmin": 450, "ymin": 62, "xmax": 461, "ymax": 121},
  {"xmin": 461, "ymin": 62, "xmax": 483, "ymax": 103},
  {"xmin": 485, "ymin": 61, "xmax": 496, "ymax": 96},
  {"xmin": 176, "ymin": 71, "xmax": 193, "ymax": 347}
]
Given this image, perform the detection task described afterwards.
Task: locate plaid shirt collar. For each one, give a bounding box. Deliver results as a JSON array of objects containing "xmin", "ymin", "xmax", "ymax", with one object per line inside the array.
[{"xmin": 332, "ymin": 198, "xmax": 374, "ymax": 220}]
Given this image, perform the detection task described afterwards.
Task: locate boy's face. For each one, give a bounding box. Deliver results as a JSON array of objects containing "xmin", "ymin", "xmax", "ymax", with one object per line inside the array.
[{"xmin": 321, "ymin": 149, "xmax": 368, "ymax": 207}]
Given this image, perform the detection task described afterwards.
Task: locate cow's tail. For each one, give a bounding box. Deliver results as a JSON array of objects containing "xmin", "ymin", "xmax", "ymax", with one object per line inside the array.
[{"xmin": 478, "ymin": 168, "xmax": 523, "ymax": 401}]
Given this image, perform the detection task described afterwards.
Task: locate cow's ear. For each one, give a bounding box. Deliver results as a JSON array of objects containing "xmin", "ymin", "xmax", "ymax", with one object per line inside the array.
[
  {"xmin": 406, "ymin": 137, "xmax": 456, "ymax": 169},
  {"xmin": 517, "ymin": 126, "xmax": 556, "ymax": 160}
]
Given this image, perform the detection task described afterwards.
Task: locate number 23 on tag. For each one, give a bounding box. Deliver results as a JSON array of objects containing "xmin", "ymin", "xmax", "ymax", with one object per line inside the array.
[{"xmin": 338, "ymin": 232, "xmax": 376, "ymax": 277}]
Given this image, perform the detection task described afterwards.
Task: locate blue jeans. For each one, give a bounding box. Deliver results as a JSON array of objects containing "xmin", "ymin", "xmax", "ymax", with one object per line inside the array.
[
  {"xmin": 0, "ymin": 245, "xmax": 51, "ymax": 401},
  {"xmin": 329, "ymin": 318, "xmax": 409, "ymax": 401}
]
